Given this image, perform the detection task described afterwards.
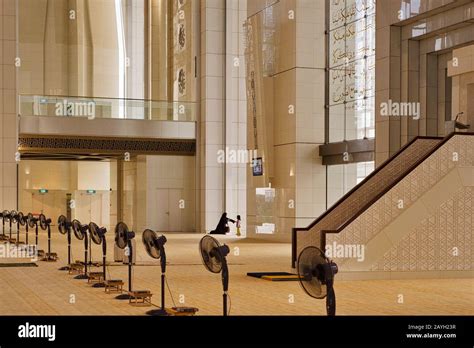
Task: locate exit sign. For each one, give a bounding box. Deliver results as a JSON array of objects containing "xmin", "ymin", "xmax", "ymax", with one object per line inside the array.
[
  {"xmin": 38, "ymin": 189, "xmax": 48, "ymax": 194},
  {"xmin": 86, "ymin": 189, "xmax": 96, "ymax": 195}
]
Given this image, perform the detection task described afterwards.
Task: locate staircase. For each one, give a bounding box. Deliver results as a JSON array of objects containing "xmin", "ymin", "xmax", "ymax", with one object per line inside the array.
[{"xmin": 292, "ymin": 133, "xmax": 474, "ymax": 279}]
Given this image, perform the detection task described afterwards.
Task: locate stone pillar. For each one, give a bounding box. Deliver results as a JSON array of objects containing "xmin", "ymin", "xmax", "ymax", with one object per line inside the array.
[
  {"xmin": 245, "ymin": 0, "xmax": 326, "ymax": 241},
  {"xmin": 200, "ymin": 0, "xmax": 247, "ymax": 234},
  {"xmin": 200, "ymin": 0, "xmax": 226, "ymax": 233},
  {"xmin": 1, "ymin": 0, "xmax": 19, "ymax": 211},
  {"xmin": 224, "ymin": 0, "xmax": 247, "ymax": 234}
]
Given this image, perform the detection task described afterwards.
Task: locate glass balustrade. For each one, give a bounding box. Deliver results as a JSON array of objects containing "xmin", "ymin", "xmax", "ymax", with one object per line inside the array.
[{"xmin": 19, "ymin": 95, "xmax": 197, "ymax": 122}]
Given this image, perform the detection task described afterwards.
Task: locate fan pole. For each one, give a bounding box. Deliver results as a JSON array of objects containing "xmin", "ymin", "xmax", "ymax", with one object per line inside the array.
[
  {"xmin": 16, "ymin": 221, "xmax": 20, "ymax": 245},
  {"xmin": 88, "ymin": 234, "xmax": 92, "ymax": 265},
  {"xmin": 35, "ymin": 225, "xmax": 38, "ymax": 245},
  {"xmin": 222, "ymin": 260, "xmax": 229, "ymax": 316},
  {"xmin": 222, "ymin": 293, "xmax": 227, "ymax": 316},
  {"xmin": 128, "ymin": 240, "xmax": 132, "ymax": 292},
  {"xmin": 59, "ymin": 230, "xmax": 71, "ymax": 271},
  {"xmin": 9, "ymin": 220, "xmax": 12, "ymax": 240},
  {"xmin": 85, "ymin": 238, "xmax": 88, "ymax": 275},
  {"xmin": 160, "ymin": 246, "xmax": 167, "ymax": 310},
  {"xmin": 67, "ymin": 231, "xmax": 71, "ymax": 266},
  {"xmin": 75, "ymin": 237, "xmax": 89, "ymax": 279},
  {"xmin": 102, "ymin": 238, "xmax": 107, "ymax": 281},
  {"xmin": 26, "ymin": 224, "xmax": 29, "ymax": 245},
  {"xmin": 47, "ymin": 225, "xmax": 51, "ymax": 258},
  {"xmin": 161, "ymin": 274, "xmax": 165, "ymax": 310},
  {"xmin": 326, "ymin": 286, "xmax": 336, "ymax": 316}
]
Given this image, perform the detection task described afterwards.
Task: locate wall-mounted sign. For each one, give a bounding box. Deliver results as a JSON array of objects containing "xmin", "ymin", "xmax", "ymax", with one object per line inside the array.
[
  {"xmin": 252, "ymin": 158, "xmax": 263, "ymax": 176},
  {"xmin": 38, "ymin": 189, "xmax": 48, "ymax": 194},
  {"xmin": 255, "ymin": 223, "xmax": 275, "ymax": 234},
  {"xmin": 86, "ymin": 189, "xmax": 96, "ymax": 195}
]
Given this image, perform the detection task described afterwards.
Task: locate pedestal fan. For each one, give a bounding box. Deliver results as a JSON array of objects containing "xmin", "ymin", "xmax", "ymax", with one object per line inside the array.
[
  {"xmin": 89, "ymin": 222, "xmax": 107, "ymax": 288},
  {"xmin": 143, "ymin": 229, "xmax": 167, "ymax": 315},
  {"xmin": 21, "ymin": 213, "xmax": 30, "ymax": 245},
  {"xmin": 199, "ymin": 235, "xmax": 231, "ymax": 316},
  {"xmin": 27, "ymin": 213, "xmax": 39, "ymax": 244},
  {"xmin": 297, "ymin": 246, "xmax": 338, "ymax": 316},
  {"xmin": 72, "ymin": 219, "xmax": 89, "ymax": 279},
  {"xmin": 114, "ymin": 222, "xmax": 135, "ymax": 300},
  {"xmin": 57, "ymin": 215, "xmax": 72, "ymax": 271},
  {"xmin": 0, "ymin": 210, "xmax": 10, "ymax": 241},
  {"xmin": 15, "ymin": 211, "xmax": 25, "ymax": 245},
  {"xmin": 39, "ymin": 214, "xmax": 56, "ymax": 261},
  {"xmin": 9, "ymin": 210, "xmax": 17, "ymax": 243}
]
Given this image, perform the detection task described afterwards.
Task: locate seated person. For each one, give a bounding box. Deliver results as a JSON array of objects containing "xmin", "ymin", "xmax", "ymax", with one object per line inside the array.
[{"xmin": 209, "ymin": 213, "xmax": 235, "ymax": 235}]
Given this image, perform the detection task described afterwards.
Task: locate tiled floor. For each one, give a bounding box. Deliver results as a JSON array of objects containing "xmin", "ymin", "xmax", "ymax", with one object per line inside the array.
[{"xmin": 0, "ymin": 231, "xmax": 472, "ymax": 315}]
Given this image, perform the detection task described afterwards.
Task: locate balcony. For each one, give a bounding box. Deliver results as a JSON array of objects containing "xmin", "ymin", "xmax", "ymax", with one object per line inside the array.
[{"xmin": 18, "ymin": 95, "xmax": 197, "ymax": 140}]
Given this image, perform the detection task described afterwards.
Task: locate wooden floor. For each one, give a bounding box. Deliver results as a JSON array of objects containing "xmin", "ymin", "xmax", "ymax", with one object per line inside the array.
[{"xmin": 0, "ymin": 232, "xmax": 472, "ymax": 315}]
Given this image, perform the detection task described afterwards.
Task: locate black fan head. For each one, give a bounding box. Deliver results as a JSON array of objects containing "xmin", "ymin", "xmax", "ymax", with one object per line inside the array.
[
  {"xmin": 39, "ymin": 214, "xmax": 52, "ymax": 230},
  {"xmin": 72, "ymin": 219, "xmax": 85, "ymax": 240},
  {"xmin": 27, "ymin": 213, "xmax": 37, "ymax": 228},
  {"xmin": 115, "ymin": 222, "xmax": 135, "ymax": 249},
  {"xmin": 10, "ymin": 210, "xmax": 18, "ymax": 223},
  {"xmin": 297, "ymin": 246, "xmax": 336, "ymax": 299},
  {"xmin": 3, "ymin": 210, "xmax": 11, "ymax": 220},
  {"xmin": 57, "ymin": 215, "xmax": 70, "ymax": 235},
  {"xmin": 89, "ymin": 222, "xmax": 106, "ymax": 245},
  {"xmin": 199, "ymin": 235, "xmax": 229, "ymax": 274},
  {"xmin": 18, "ymin": 212, "xmax": 26, "ymax": 226},
  {"xmin": 142, "ymin": 229, "xmax": 167, "ymax": 259},
  {"xmin": 2, "ymin": 210, "xmax": 10, "ymax": 221}
]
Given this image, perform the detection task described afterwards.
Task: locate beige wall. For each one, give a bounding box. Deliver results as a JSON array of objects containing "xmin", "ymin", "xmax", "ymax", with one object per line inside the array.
[
  {"xmin": 246, "ymin": 0, "xmax": 326, "ymax": 241},
  {"xmin": 199, "ymin": 0, "xmax": 247, "ymax": 234},
  {"xmin": 375, "ymin": 0, "xmax": 474, "ymax": 165},
  {"xmin": 1, "ymin": 0, "xmax": 18, "ymax": 213},
  {"xmin": 17, "ymin": 0, "xmax": 152, "ymax": 100},
  {"xmin": 119, "ymin": 154, "xmax": 197, "ymax": 235},
  {"xmin": 18, "ymin": 160, "xmax": 113, "ymax": 227},
  {"xmin": 146, "ymin": 155, "xmax": 195, "ymax": 232},
  {"xmin": 449, "ymin": 44, "xmax": 474, "ymax": 129}
]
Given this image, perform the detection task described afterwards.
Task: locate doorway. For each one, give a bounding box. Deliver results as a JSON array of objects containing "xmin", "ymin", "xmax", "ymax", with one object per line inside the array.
[
  {"xmin": 19, "ymin": 159, "xmax": 117, "ymax": 230},
  {"xmin": 154, "ymin": 189, "xmax": 183, "ymax": 232}
]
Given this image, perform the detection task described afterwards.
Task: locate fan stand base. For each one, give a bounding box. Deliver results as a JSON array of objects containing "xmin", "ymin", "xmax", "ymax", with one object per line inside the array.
[
  {"xmin": 41, "ymin": 256, "xmax": 58, "ymax": 262},
  {"xmin": 74, "ymin": 274, "xmax": 89, "ymax": 280},
  {"xmin": 115, "ymin": 294, "xmax": 134, "ymax": 300},
  {"xmin": 58, "ymin": 265, "xmax": 71, "ymax": 271},
  {"xmin": 92, "ymin": 282, "xmax": 106, "ymax": 288},
  {"xmin": 146, "ymin": 308, "xmax": 169, "ymax": 316}
]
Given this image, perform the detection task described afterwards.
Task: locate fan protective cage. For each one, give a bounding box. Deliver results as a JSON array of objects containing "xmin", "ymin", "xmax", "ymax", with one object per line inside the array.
[
  {"xmin": 142, "ymin": 229, "xmax": 160, "ymax": 259},
  {"xmin": 72, "ymin": 219, "xmax": 85, "ymax": 240},
  {"xmin": 18, "ymin": 212, "xmax": 26, "ymax": 226},
  {"xmin": 39, "ymin": 214, "xmax": 47, "ymax": 230},
  {"xmin": 199, "ymin": 235, "xmax": 223, "ymax": 274},
  {"xmin": 27, "ymin": 213, "xmax": 36, "ymax": 228},
  {"xmin": 57, "ymin": 215, "xmax": 68, "ymax": 235},
  {"xmin": 115, "ymin": 222, "xmax": 130, "ymax": 249},
  {"xmin": 297, "ymin": 246, "xmax": 329, "ymax": 299},
  {"xmin": 89, "ymin": 222, "xmax": 103, "ymax": 245},
  {"xmin": 2, "ymin": 210, "xmax": 10, "ymax": 220}
]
